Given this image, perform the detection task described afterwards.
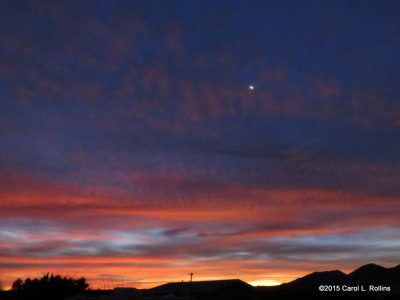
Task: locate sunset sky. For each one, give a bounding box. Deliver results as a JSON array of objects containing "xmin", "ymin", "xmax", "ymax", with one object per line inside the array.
[{"xmin": 1, "ymin": 0, "xmax": 399, "ymax": 289}]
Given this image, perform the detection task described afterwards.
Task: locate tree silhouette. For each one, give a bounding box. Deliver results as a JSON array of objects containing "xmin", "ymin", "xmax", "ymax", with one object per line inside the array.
[
  {"xmin": 11, "ymin": 273, "xmax": 89, "ymax": 300},
  {"xmin": 11, "ymin": 278, "xmax": 23, "ymax": 292}
]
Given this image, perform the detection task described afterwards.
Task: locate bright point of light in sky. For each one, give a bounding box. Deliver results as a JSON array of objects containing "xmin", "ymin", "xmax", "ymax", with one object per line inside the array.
[{"xmin": 249, "ymin": 85, "xmax": 255, "ymax": 90}]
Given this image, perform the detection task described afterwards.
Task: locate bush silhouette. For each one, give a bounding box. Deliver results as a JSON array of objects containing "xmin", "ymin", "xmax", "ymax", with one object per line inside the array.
[{"xmin": 11, "ymin": 273, "xmax": 88, "ymax": 300}]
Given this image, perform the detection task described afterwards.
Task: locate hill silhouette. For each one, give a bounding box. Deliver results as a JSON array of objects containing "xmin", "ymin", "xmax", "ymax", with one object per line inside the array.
[
  {"xmin": 257, "ymin": 263, "xmax": 400, "ymax": 300},
  {"xmin": 347, "ymin": 263, "xmax": 400, "ymax": 285},
  {"xmin": 1, "ymin": 263, "xmax": 398, "ymax": 300},
  {"xmin": 283, "ymin": 270, "xmax": 346, "ymax": 289}
]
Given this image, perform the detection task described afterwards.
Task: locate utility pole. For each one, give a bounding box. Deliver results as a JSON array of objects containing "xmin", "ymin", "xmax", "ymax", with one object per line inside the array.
[{"xmin": 189, "ymin": 273, "xmax": 193, "ymax": 282}]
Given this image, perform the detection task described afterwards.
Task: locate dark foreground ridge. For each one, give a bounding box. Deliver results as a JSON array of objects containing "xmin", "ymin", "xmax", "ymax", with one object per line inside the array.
[
  {"xmin": 259, "ymin": 263, "xmax": 400, "ymax": 300},
  {"xmin": 1, "ymin": 263, "xmax": 399, "ymax": 300}
]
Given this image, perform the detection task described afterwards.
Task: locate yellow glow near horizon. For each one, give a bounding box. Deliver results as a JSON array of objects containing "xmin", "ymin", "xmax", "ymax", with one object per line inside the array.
[{"xmin": 249, "ymin": 279, "xmax": 281, "ymax": 286}]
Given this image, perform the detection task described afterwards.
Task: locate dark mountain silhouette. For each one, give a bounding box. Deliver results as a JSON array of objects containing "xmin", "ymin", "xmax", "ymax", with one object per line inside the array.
[
  {"xmin": 281, "ymin": 263, "xmax": 400, "ymax": 289},
  {"xmin": 2, "ymin": 264, "xmax": 398, "ymax": 300},
  {"xmin": 347, "ymin": 263, "xmax": 400, "ymax": 285},
  {"xmin": 257, "ymin": 263, "xmax": 400, "ymax": 300},
  {"xmin": 283, "ymin": 270, "xmax": 346, "ymax": 289},
  {"xmin": 347, "ymin": 263, "xmax": 390, "ymax": 284},
  {"xmin": 389, "ymin": 264, "xmax": 400, "ymax": 277}
]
